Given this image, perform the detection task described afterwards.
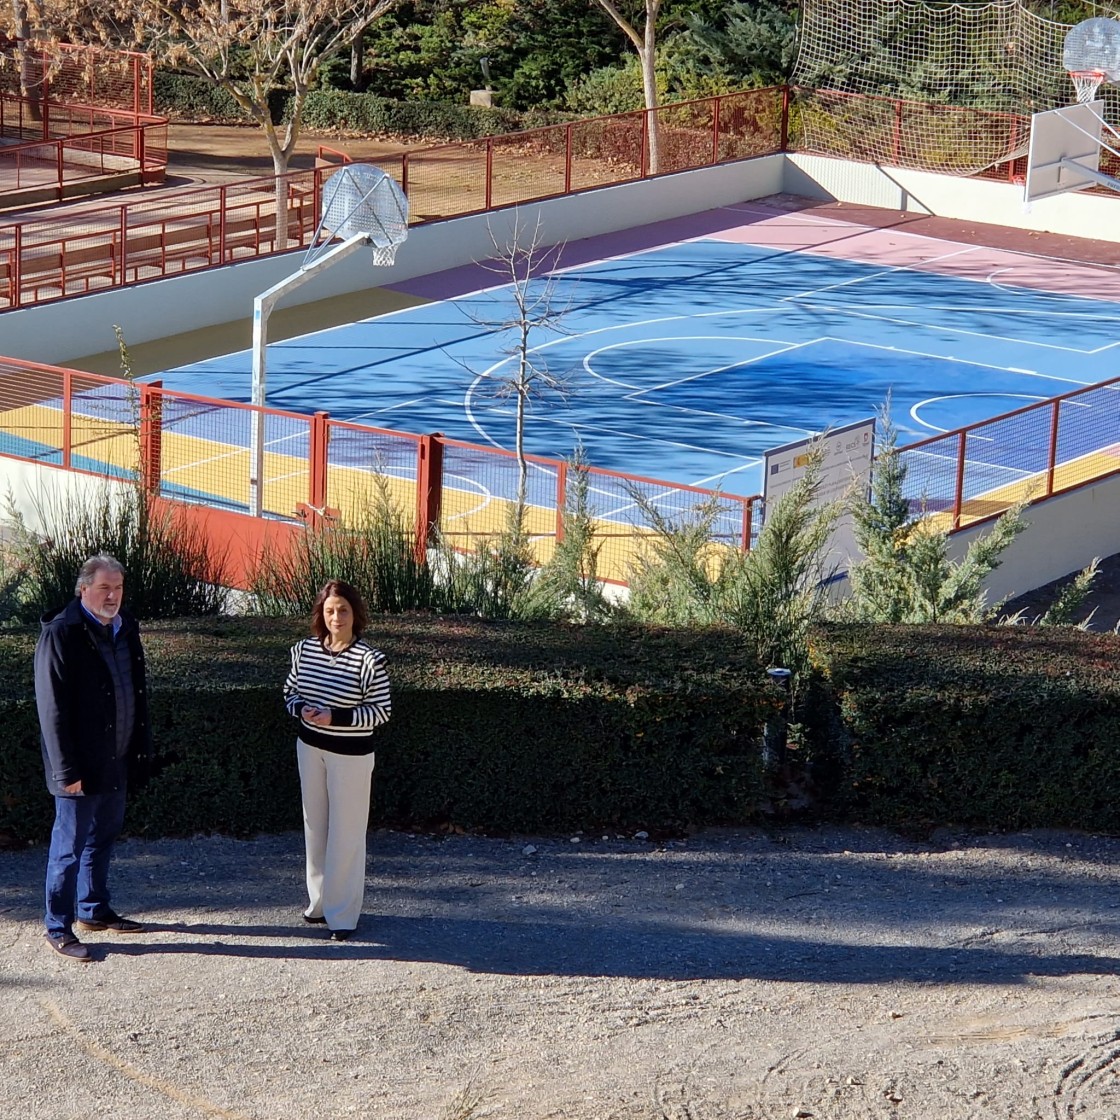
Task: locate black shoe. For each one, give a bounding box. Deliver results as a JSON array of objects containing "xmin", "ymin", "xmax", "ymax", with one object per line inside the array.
[
  {"xmin": 329, "ymin": 929, "xmax": 354, "ymax": 942},
  {"xmin": 45, "ymin": 932, "xmax": 92, "ymax": 962},
  {"xmin": 302, "ymin": 914, "xmax": 327, "ymax": 925},
  {"xmin": 76, "ymin": 912, "xmax": 145, "ymax": 934}
]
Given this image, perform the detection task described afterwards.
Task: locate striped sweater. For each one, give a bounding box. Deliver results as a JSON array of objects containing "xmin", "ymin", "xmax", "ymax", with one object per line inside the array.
[{"xmin": 284, "ymin": 636, "xmax": 391, "ymax": 755}]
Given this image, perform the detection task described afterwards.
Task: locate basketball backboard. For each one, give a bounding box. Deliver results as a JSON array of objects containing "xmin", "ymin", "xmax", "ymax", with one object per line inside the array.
[{"xmin": 1024, "ymin": 100, "xmax": 1106, "ymax": 205}]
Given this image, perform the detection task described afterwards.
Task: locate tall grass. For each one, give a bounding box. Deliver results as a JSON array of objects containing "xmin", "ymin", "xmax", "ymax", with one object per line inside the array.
[
  {"xmin": 6, "ymin": 481, "xmax": 229, "ymax": 621},
  {"xmin": 250, "ymin": 478, "xmax": 437, "ymax": 616}
]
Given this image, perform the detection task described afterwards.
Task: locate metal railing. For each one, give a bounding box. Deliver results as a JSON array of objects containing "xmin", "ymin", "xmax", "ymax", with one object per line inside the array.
[
  {"xmin": 0, "ymin": 359, "xmax": 759, "ymax": 585},
  {"xmin": 0, "ymin": 358, "xmax": 1114, "ymax": 585},
  {"xmin": 899, "ymin": 377, "xmax": 1120, "ymax": 528},
  {"xmin": 0, "ymin": 87, "xmax": 788, "ymax": 310}
]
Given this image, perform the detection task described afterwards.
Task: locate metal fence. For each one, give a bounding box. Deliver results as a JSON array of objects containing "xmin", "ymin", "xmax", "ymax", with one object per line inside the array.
[
  {"xmin": 0, "ymin": 359, "xmax": 1114, "ymax": 584},
  {"xmin": 0, "ymin": 87, "xmax": 788, "ymax": 310},
  {"xmin": 0, "ymin": 42, "xmax": 153, "ymax": 115},
  {"xmin": 0, "ymin": 359, "xmax": 760, "ymax": 585},
  {"xmin": 899, "ymin": 377, "xmax": 1120, "ymax": 528}
]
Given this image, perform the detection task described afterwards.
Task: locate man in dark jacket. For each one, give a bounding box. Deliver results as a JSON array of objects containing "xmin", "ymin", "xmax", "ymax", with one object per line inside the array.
[{"xmin": 35, "ymin": 553, "xmax": 152, "ymax": 962}]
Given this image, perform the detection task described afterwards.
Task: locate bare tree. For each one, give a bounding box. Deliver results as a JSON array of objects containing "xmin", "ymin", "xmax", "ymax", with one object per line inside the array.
[
  {"xmin": 63, "ymin": 0, "xmax": 397, "ymax": 247},
  {"xmin": 591, "ymin": 0, "xmax": 662, "ymax": 173},
  {"xmin": 465, "ymin": 215, "xmax": 577, "ymax": 512}
]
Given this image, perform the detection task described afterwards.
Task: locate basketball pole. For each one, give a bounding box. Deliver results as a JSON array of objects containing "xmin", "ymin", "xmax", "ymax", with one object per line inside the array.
[
  {"xmin": 1058, "ymin": 157, "xmax": 1120, "ymax": 192},
  {"xmin": 249, "ymin": 231, "xmax": 370, "ymax": 517}
]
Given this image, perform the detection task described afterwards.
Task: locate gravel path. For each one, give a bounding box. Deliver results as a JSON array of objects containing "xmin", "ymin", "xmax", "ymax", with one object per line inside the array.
[{"xmin": 3, "ymin": 826, "xmax": 1120, "ymax": 1119}]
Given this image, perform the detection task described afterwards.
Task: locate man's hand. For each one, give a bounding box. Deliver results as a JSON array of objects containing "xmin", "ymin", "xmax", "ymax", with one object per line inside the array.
[{"xmin": 61, "ymin": 780, "xmax": 82, "ymax": 794}]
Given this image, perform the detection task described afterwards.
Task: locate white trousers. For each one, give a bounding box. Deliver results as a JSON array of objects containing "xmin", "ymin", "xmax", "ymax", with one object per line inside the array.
[{"xmin": 296, "ymin": 739, "xmax": 375, "ymax": 932}]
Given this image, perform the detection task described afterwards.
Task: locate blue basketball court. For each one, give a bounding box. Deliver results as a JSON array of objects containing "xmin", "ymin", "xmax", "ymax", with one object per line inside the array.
[{"xmin": 144, "ymin": 209, "xmax": 1120, "ymax": 497}]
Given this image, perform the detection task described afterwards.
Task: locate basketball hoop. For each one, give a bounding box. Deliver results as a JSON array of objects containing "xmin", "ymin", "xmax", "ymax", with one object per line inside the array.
[
  {"xmin": 1063, "ymin": 16, "xmax": 1120, "ymax": 104},
  {"xmin": 1070, "ymin": 69, "xmax": 1106, "ymax": 103},
  {"xmin": 312, "ymin": 164, "xmax": 409, "ymax": 270}
]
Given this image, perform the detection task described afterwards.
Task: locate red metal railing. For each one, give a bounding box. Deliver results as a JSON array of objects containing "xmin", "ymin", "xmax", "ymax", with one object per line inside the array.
[
  {"xmin": 898, "ymin": 377, "xmax": 1120, "ymax": 530},
  {"xmin": 0, "ymin": 114, "xmax": 167, "ymax": 194},
  {"xmin": 3, "ymin": 79, "xmax": 1084, "ymax": 312},
  {"xmin": 0, "ymin": 87, "xmax": 788, "ymax": 309},
  {"xmin": 0, "ymin": 358, "xmax": 1113, "ymax": 586},
  {"xmin": 0, "ymin": 358, "xmax": 760, "ymax": 587},
  {"xmin": 0, "ymin": 42, "xmax": 153, "ymax": 115}
]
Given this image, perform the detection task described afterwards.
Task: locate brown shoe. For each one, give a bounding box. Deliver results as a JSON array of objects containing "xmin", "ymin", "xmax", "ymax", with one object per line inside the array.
[
  {"xmin": 76, "ymin": 912, "xmax": 145, "ymax": 934},
  {"xmin": 45, "ymin": 932, "xmax": 91, "ymax": 962}
]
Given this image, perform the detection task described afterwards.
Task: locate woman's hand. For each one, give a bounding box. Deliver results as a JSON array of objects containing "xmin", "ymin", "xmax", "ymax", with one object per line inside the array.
[{"xmin": 302, "ymin": 704, "xmax": 332, "ymax": 727}]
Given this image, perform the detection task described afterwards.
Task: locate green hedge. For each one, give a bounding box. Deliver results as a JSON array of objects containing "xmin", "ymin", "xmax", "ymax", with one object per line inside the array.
[
  {"xmin": 806, "ymin": 624, "xmax": 1120, "ymax": 832},
  {"xmin": 153, "ymin": 72, "xmax": 287, "ymax": 124},
  {"xmin": 0, "ymin": 616, "xmax": 771, "ymax": 844},
  {"xmin": 154, "ymin": 73, "xmax": 564, "ymax": 142}
]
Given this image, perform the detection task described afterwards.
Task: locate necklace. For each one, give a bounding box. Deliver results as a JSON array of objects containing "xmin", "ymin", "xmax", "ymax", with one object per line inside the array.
[{"xmin": 322, "ymin": 638, "xmax": 352, "ymax": 663}]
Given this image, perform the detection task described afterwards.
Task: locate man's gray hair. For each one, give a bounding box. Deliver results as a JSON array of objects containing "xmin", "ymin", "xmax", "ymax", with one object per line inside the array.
[{"xmin": 74, "ymin": 554, "xmax": 125, "ymax": 596}]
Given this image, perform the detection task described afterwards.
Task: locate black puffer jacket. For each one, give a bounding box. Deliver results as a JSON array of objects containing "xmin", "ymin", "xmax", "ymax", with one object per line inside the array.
[{"xmin": 34, "ymin": 598, "xmax": 152, "ymax": 796}]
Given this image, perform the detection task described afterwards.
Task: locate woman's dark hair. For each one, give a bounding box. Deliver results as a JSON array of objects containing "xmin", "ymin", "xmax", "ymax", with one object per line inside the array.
[{"xmin": 310, "ymin": 580, "xmax": 369, "ymax": 640}]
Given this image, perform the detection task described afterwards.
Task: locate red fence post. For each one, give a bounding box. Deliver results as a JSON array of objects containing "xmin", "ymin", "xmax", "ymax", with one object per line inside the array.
[
  {"xmin": 12, "ymin": 225, "xmax": 22, "ymax": 310},
  {"xmin": 555, "ymin": 459, "xmax": 567, "ymax": 546},
  {"xmin": 415, "ymin": 433, "xmax": 444, "ymax": 561},
  {"xmin": 712, "ymin": 94, "xmax": 721, "ymax": 164},
  {"xmin": 1045, "ymin": 399, "xmax": 1061, "ymax": 497},
  {"xmin": 952, "ymin": 430, "xmax": 967, "ymax": 529},
  {"xmin": 139, "ymin": 380, "xmax": 163, "ymax": 494},
  {"xmin": 307, "ymin": 411, "xmax": 330, "ymax": 523},
  {"xmin": 564, "ymin": 123, "xmax": 573, "ymax": 194},
  {"xmin": 781, "ymin": 85, "xmax": 791, "ymax": 150},
  {"xmin": 741, "ymin": 498, "xmax": 754, "ymax": 553},
  {"xmin": 62, "ymin": 370, "xmax": 72, "ymax": 469},
  {"xmin": 485, "ymin": 139, "xmax": 494, "ymax": 211}
]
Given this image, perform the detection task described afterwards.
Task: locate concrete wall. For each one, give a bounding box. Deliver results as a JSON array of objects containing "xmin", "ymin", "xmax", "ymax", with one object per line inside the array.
[
  {"xmin": 957, "ymin": 474, "xmax": 1120, "ymax": 603},
  {"xmin": 784, "ymin": 153, "xmax": 1120, "ymax": 242},
  {"xmin": 0, "ymin": 156, "xmax": 785, "ymax": 367}
]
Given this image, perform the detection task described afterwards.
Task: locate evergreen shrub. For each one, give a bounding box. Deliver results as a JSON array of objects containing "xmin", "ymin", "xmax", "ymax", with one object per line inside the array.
[
  {"xmin": 153, "ymin": 72, "xmax": 287, "ymax": 124},
  {"xmin": 154, "ymin": 73, "xmax": 564, "ymax": 142}
]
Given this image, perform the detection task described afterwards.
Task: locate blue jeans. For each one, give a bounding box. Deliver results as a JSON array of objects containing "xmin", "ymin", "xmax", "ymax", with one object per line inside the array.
[{"xmin": 44, "ymin": 789, "xmax": 127, "ymax": 936}]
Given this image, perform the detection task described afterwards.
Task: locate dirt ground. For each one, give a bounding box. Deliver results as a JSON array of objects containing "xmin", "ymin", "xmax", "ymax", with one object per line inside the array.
[
  {"xmin": 3, "ymin": 825, "xmax": 1120, "ymax": 1120},
  {"xmin": 161, "ymin": 121, "xmax": 420, "ymax": 188}
]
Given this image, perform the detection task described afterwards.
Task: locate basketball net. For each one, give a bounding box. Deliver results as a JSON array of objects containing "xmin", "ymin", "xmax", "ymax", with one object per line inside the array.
[
  {"xmin": 1071, "ymin": 70, "xmax": 1106, "ymax": 104},
  {"xmin": 371, "ymin": 243, "xmax": 398, "ymax": 267}
]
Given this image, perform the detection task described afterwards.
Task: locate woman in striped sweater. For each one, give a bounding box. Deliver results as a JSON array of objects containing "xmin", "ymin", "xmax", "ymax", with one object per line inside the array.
[{"xmin": 284, "ymin": 580, "xmax": 391, "ymax": 941}]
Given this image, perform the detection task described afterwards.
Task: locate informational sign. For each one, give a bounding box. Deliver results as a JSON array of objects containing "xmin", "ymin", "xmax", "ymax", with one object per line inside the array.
[{"xmin": 762, "ymin": 417, "xmax": 876, "ymax": 577}]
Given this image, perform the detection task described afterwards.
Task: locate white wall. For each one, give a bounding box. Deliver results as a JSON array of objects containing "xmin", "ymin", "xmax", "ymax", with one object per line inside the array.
[
  {"xmin": 784, "ymin": 153, "xmax": 1120, "ymax": 240},
  {"xmin": 0, "ymin": 157, "xmax": 785, "ymax": 366},
  {"xmin": 956, "ymin": 474, "xmax": 1120, "ymax": 602}
]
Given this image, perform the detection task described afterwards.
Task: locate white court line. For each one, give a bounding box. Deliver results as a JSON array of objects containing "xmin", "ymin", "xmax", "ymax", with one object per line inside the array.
[
  {"xmin": 475, "ymin": 403, "xmax": 795, "ymax": 463},
  {"xmin": 779, "ymin": 245, "xmax": 982, "ymax": 302},
  {"xmin": 439, "ymin": 472, "xmax": 495, "ymax": 523},
  {"xmin": 721, "ymin": 205, "xmax": 1120, "ymax": 279},
  {"xmin": 909, "ymin": 393, "xmax": 1049, "ymax": 435},
  {"xmin": 903, "ymin": 445, "xmax": 1036, "ymax": 481},
  {"xmin": 578, "ymin": 336, "xmax": 810, "ymax": 396},
  {"xmin": 795, "ymin": 302, "xmax": 1110, "ymax": 364}
]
